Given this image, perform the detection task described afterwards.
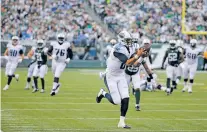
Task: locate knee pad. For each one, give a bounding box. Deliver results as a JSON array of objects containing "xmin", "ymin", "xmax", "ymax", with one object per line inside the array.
[{"xmin": 190, "ymin": 79, "xmax": 194, "ymax": 83}]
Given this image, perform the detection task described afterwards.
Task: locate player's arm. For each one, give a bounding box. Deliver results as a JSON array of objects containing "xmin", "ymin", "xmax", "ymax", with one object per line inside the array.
[
  {"xmin": 125, "ymin": 48, "xmax": 144, "ymax": 65},
  {"xmin": 178, "ymin": 51, "xmax": 184, "ymax": 64},
  {"xmin": 67, "ymin": 47, "xmax": 73, "ymax": 59},
  {"xmin": 161, "ymin": 50, "xmax": 168, "ymax": 69},
  {"xmin": 198, "ymin": 52, "xmax": 204, "ymax": 56},
  {"xmin": 47, "ymin": 45, "xmax": 53, "ymax": 56},
  {"xmin": 4, "ymin": 48, "xmax": 8, "ymax": 56},
  {"xmin": 19, "ymin": 49, "xmax": 24, "ymax": 60},
  {"xmin": 27, "ymin": 48, "xmax": 34, "ymax": 58},
  {"xmin": 148, "ymin": 54, "xmax": 152, "ymax": 64}
]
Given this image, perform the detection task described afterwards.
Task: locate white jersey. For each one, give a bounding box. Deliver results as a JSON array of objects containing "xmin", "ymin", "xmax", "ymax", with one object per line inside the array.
[
  {"xmin": 7, "ymin": 44, "xmax": 23, "ymax": 62},
  {"xmin": 106, "ymin": 44, "xmax": 113, "ymax": 56},
  {"xmin": 106, "ymin": 43, "xmax": 134, "ymax": 76},
  {"xmin": 185, "ymin": 46, "xmax": 202, "ymax": 65},
  {"xmin": 51, "ymin": 41, "xmax": 71, "ymax": 63}
]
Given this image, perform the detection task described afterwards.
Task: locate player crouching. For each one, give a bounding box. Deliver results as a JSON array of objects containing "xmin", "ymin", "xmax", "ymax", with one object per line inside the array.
[
  {"xmin": 32, "ymin": 40, "xmax": 48, "ymax": 93},
  {"xmin": 3, "ymin": 36, "xmax": 24, "ymax": 90},
  {"xmin": 47, "ymin": 33, "xmax": 73, "ymax": 96}
]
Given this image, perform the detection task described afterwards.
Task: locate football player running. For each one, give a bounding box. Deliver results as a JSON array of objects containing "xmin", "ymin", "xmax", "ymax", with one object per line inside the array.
[
  {"xmin": 32, "ymin": 39, "xmax": 48, "ymax": 93},
  {"xmin": 161, "ymin": 40, "xmax": 184, "ymax": 95},
  {"xmin": 3, "ymin": 36, "xmax": 24, "ymax": 90},
  {"xmin": 182, "ymin": 39, "xmax": 204, "ymax": 93},
  {"xmin": 25, "ymin": 46, "xmax": 36, "ymax": 90},
  {"xmin": 47, "ymin": 33, "xmax": 73, "ymax": 96},
  {"xmin": 176, "ymin": 39, "xmax": 185, "ymax": 85},
  {"xmin": 96, "ymin": 30, "xmax": 144, "ymax": 129}
]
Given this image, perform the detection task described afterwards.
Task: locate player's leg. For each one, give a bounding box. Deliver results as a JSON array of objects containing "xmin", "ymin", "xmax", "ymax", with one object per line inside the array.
[
  {"xmin": 188, "ymin": 64, "xmax": 197, "ymax": 93},
  {"xmin": 117, "ymin": 76, "xmax": 130, "ymax": 128},
  {"xmin": 3, "ymin": 62, "xmax": 18, "ymax": 90},
  {"xmin": 96, "ymin": 74, "xmax": 121, "ymax": 105},
  {"xmin": 132, "ymin": 74, "xmax": 141, "ymax": 111},
  {"xmin": 32, "ymin": 65, "xmax": 39, "ymax": 93},
  {"xmin": 39, "ymin": 65, "xmax": 48, "ymax": 93},
  {"xmin": 25, "ymin": 64, "xmax": 35, "ymax": 89},
  {"xmin": 3, "ymin": 62, "xmax": 12, "ymax": 90},
  {"xmin": 50, "ymin": 62, "xmax": 66, "ymax": 96},
  {"xmin": 166, "ymin": 65, "xmax": 173, "ymax": 95},
  {"xmin": 172, "ymin": 67, "xmax": 177, "ymax": 90},
  {"xmin": 182, "ymin": 65, "xmax": 189, "ymax": 92},
  {"xmin": 176, "ymin": 65, "xmax": 183, "ymax": 85}
]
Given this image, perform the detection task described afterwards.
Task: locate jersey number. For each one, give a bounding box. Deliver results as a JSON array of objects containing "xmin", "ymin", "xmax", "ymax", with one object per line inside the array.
[
  {"xmin": 9, "ymin": 50, "xmax": 17, "ymax": 57},
  {"xmin": 120, "ymin": 63, "xmax": 126, "ymax": 69},
  {"xmin": 55, "ymin": 49, "xmax": 65, "ymax": 56},
  {"xmin": 187, "ymin": 53, "xmax": 196, "ymax": 59},
  {"xmin": 168, "ymin": 53, "xmax": 178, "ymax": 61}
]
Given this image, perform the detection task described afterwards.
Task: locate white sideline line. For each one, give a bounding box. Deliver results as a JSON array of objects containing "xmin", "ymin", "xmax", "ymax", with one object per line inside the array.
[
  {"xmin": 2, "ymin": 117, "xmax": 207, "ymax": 121},
  {"xmin": 2, "ymin": 109, "xmax": 207, "ymax": 112},
  {"xmin": 2, "ymin": 102, "xmax": 207, "ymax": 106},
  {"xmin": 4, "ymin": 128, "xmax": 207, "ymax": 132}
]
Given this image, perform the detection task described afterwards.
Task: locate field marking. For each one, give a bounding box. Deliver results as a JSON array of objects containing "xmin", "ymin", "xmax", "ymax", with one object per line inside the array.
[
  {"xmin": 2, "ymin": 102, "xmax": 207, "ymax": 106},
  {"xmin": 2, "ymin": 109, "xmax": 207, "ymax": 112},
  {"xmin": 2, "ymin": 97, "xmax": 207, "ymax": 101},
  {"xmin": 2, "ymin": 117, "xmax": 207, "ymax": 121},
  {"xmin": 3, "ymin": 128, "xmax": 207, "ymax": 132}
]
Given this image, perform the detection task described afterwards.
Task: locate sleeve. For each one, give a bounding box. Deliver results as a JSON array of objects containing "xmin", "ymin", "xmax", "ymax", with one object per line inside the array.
[
  {"xmin": 47, "ymin": 45, "xmax": 53, "ymax": 56},
  {"xmin": 19, "ymin": 45, "xmax": 24, "ymax": 55},
  {"xmin": 113, "ymin": 52, "xmax": 128, "ymax": 63},
  {"xmin": 67, "ymin": 48, "xmax": 73, "ymax": 59}
]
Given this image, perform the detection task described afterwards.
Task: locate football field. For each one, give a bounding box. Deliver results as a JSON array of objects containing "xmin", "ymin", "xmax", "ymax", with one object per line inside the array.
[{"xmin": 1, "ymin": 68, "xmax": 207, "ymax": 132}]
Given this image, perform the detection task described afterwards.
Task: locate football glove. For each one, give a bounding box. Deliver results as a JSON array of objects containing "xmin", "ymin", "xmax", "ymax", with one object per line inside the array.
[
  {"xmin": 52, "ymin": 54, "xmax": 58, "ymax": 60},
  {"xmin": 65, "ymin": 58, "xmax": 70, "ymax": 64},
  {"xmin": 18, "ymin": 58, "xmax": 22, "ymax": 63}
]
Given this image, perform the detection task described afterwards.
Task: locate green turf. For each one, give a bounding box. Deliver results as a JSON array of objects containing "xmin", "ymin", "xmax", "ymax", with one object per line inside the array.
[{"xmin": 1, "ymin": 68, "xmax": 207, "ymax": 132}]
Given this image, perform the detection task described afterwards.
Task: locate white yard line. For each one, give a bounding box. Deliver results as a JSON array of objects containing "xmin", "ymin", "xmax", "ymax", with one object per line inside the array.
[
  {"xmin": 2, "ymin": 102, "xmax": 207, "ymax": 106},
  {"xmin": 2, "ymin": 109, "xmax": 207, "ymax": 112},
  {"xmin": 2, "ymin": 117, "xmax": 207, "ymax": 121},
  {"xmin": 3, "ymin": 128, "xmax": 207, "ymax": 132}
]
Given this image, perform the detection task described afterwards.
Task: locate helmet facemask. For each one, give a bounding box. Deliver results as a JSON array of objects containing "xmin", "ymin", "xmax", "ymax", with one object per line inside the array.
[
  {"xmin": 12, "ymin": 39, "xmax": 18, "ymax": 46},
  {"xmin": 58, "ymin": 37, "xmax": 65, "ymax": 44},
  {"xmin": 170, "ymin": 43, "xmax": 176, "ymax": 49},
  {"xmin": 124, "ymin": 38, "xmax": 132, "ymax": 47}
]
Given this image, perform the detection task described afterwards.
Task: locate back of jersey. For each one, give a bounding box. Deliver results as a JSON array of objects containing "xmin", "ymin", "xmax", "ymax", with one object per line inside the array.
[
  {"xmin": 167, "ymin": 48, "xmax": 180, "ymax": 66},
  {"xmin": 51, "ymin": 41, "xmax": 70, "ymax": 63},
  {"xmin": 185, "ymin": 46, "xmax": 202, "ymax": 65},
  {"xmin": 7, "ymin": 44, "xmax": 23, "ymax": 62},
  {"xmin": 106, "ymin": 43, "xmax": 130, "ymax": 76}
]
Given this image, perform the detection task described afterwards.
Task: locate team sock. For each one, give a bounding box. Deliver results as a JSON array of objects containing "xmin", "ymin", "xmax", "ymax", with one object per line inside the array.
[
  {"xmin": 41, "ymin": 78, "xmax": 45, "ymax": 90},
  {"xmin": 7, "ymin": 75, "xmax": 13, "ymax": 85},
  {"xmin": 134, "ymin": 89, "xmax": 140, "ymax": 105},
  {"xmin": 33, "ymin": 76, "xmax": 38, "ymax": 89}
]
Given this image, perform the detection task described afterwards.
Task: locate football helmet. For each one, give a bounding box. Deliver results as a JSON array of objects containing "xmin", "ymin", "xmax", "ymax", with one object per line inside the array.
[
  {"xmin": 169, "ymin": 40, "xmax": 176, "ymax": 49},
  {"xmin": 117, "ymin": 30, "xmax": 132, "ymax": 47},
  {"xmin": 12, "ymin": 36, "xmax": 19, "ymax": 46},
  {"xmin": 177, "ymin": 39, "xmax": 184, "ymax": 47},
  {"xmin": 109, "ymin": 39, "xmax": 117, "ymax": 45},
  {"xmin": 57, "ymin": 33, "xmax": 65, "ymax": 44},
  {"xmin": 132, "ymin": 33, "xmax": 139, "ymax": 44},
  {"xmin": 36, "ymin": 39, "xmax": 45, "ymax": 49},
  {"xmin": 190, "ymin": 39, "xmax": 197, "ymax": 48}
]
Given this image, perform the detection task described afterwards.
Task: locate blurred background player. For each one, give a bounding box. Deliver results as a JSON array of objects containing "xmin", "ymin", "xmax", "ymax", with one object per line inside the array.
[
  {"xmin": 3, "ymin": 36, "xmax": 24, "ymax": 90},
  {"xmin": 25, "ymin": 46, "xmax": 36, "ymax": 90},
  {"xmin": 47, "ymin": 33, "xmax": 73, "ymax": 96},
  {"xmin": 182, "ymin": 39, "xmax": 204, "ymax": 93},
  {"xmin": 99, "ymin": 39, "xmax": 117, "ymax": 79},
  {"xmin": 96, "ymin": 30, "xmax": 144, "ymax": 129},
  {"xmin": 32, "ymin": 40, "xmax": 48, "ymax": 93},
  {"xmin": 161, "ymin": 40, "xmax": 184, "ymax": 95},
  {"xmin": 203, "ymin": 47, "xmax": 207, "ymax": 71}
]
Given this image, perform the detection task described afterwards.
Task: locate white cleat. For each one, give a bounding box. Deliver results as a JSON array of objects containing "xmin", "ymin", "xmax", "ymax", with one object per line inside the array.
[
  {"xmin": 24, "ymin": 83, "xmax": 30, "ymax": 90},
  {"xmin": 15, "ymin": 74, "xmax": 19, "ymax": 82},
  {"xmin": 118, "ymin": 122, "xmax": 131, "ymax": 129},
  {"xmin": 188, "ymin": 87, "xmax": 192, "ymax": 93},
  {"xmin": 99, "ymin": 72, "xmax": 106, "ymax": 80},
  {"xmin": 182, "ymin": 86, "xmax": 188, "ymax": 92},
  {"xmin": 50, "ymin": 83, "xmax": 61, "ymax": 96},
  {"xmin": 3, "ymin": 85, "xmax": 9, "ymax": 91},
  {"xmin": 40, "ymin": 89, "xmax": 45, "ymax": 93}
]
